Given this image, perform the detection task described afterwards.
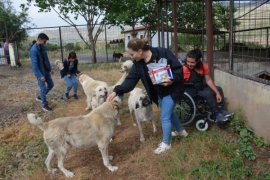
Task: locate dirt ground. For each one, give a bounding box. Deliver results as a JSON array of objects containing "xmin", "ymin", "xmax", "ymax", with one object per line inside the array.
[
  {"xmin": 1, "ymin": 63, "xmax": 270, "ymax": 180},
  {"xmin": 0, "ymin": 63, "xmax": 166, "ymax": 180}
]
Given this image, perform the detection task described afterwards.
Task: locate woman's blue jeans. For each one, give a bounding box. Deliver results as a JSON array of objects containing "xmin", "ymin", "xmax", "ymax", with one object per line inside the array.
[
  {"xmin": 159, "ymin": 95, "xmax": 184, "ymax": 145},
  {"xmin": 64, "ymin": 74, "xmax": 78, "ymax": 95}
]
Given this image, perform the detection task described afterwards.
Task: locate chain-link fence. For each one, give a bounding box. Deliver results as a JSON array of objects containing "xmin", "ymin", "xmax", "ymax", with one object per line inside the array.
[
  {"xmin": 20, "ymin": 24, "xmax": 134, "ymax": 64},
  {"xmin": 170, "ymin": 0, "xmax": 270, "ymax": 85}
]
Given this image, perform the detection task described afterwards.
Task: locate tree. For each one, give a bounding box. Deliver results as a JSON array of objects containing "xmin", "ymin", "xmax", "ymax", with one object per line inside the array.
[
  {"xmin": 26, "ymin": 0, "xmax": 112, "ymax": 63},
  {"xmin": 0, "ymin": 0, "xmax": 29, "ymax": 43},
  {"xmin": 104, "ymin": 0, "xmax": 157, "ymax": 38}
]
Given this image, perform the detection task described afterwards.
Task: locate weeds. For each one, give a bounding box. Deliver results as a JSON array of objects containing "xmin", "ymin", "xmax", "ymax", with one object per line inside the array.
[{"xmin": 230, "ymin": 110, "xmax": 268, "ymax": 161}]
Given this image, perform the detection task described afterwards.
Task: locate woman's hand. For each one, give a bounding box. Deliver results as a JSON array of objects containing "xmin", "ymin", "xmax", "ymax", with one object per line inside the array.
[
  {"xmin": 161, "ymin": 79, "xmax": 173, "ymax": 86},
  {"xmin": 216, "ymin": 93, "xmax": 222, "ymax": 103},
  {"xmin": 106, "ymin": 92, "xmax": 117, "ymax": 102}
]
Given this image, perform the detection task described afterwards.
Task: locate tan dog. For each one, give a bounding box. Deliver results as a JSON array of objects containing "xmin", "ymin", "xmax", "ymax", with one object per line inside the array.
[
  {"xmin": 108, "ymin": 60, "xmax": 134, "ymax": 95},
  {"xmin": 91, "ymin": 85, "xmax": 108, "ymax": 109},
  {"xmin": 78, "ymin": 74, "xmax": 109, "ymax": 110},
  {"xmin": 128, "ymin": 88, "xmax": 156, "ymax": 142},
  {"xmin": 27, "ymin": 96, "xmax": 122, "ymax": 178},
  {"xmin": 55, "ymin": 60, "xmax": 64, "ymax": 71}
]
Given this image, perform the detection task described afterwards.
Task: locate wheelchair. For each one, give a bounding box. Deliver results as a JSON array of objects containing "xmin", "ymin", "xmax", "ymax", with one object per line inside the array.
[{"xmin": 174, "ymin": 91, "xmax": 217, "ymax": 131}]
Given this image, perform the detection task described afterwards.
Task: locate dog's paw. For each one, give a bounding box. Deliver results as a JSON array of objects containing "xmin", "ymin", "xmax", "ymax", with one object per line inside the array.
[
  {"xmin": 108, "ymin": 165, "xmax": 118, "ymax": 172},
  {"xmin": 140, "ymin": 137, "xmax": 145, "ymax": 142},
  {"xmin": 65, "ymin": 171, "xmax": 75, "ymax": 178},
  {"xmin": 49, "ymin": 168, "xmax": 58, "ymax": 176},
  {"xmin": 117, "ymin": 120, "xmax": 121, "ymax": 126},
  {"xmin": 109, "ymin": 155, "xmax": 113, "ymax": 160}
]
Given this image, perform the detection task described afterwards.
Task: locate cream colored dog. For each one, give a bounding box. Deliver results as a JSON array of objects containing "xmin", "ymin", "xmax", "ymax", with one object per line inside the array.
[
  {"xmin": 91, "ymin": 85, "xmax": 108, "ymax": 109},
  {"xmin": 55, "ymin": 60, "xmax": 64, "ymax": 71},
  {"xmin": 78, "ymin": 74, "xmax": 109, "ymax": 110},
  {"xmin": 108, "ymin": 60, "xmax": 133, "ymax": 95},
  {"xmin": 27, "ymin": 96, "xmax": 122, "ymax": 178},
  {"xmin": 128, "ymin": 88, "xmax": 156, "ymax": 142},
  {"xmin": 120, "ymin": 60, "xmax": 133, "ymax": 73}
]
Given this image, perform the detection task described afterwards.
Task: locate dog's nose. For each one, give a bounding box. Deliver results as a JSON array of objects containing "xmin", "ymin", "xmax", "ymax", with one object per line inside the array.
[{"xmin": 142, "ymin": 97, "xmax": 151, "ymax": 107}]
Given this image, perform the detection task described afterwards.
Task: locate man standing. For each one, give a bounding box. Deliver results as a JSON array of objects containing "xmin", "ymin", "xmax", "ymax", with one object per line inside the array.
[{"xmin": 30, "ymin": 33, "xmax": 54, "ymax": 111}]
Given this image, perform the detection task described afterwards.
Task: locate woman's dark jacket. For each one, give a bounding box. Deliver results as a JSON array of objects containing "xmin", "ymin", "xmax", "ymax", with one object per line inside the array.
[
  {"xmin": 114, "ymin": 47, "xmax": 184, "ymax": 105},
  {"xmin": 60, "ymin": 59, "xmax": 80, "ymax": 78}
]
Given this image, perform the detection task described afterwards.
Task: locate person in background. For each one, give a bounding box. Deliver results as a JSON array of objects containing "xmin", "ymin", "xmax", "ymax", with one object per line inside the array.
[
  {"xmin": 30, "ymin": 33, "xmax": 54, "ymax": 112},
  {"xmin": 31, "ymin": 40, "xmax": 37, "ymax": 47},
  {"xmin": 60, "ymin": 51, "xmax": 81, "ymax": 100},
  {"xmin": 183, "ymin": 48, "xmax": 233, "ymax": 123},
  {"xmin": 106, "ymin": 38, "xmax": 188, "ymax": 155},
  {"xmin": 3, "ymin": 39, "xmax": 10, "ymax": 65}
]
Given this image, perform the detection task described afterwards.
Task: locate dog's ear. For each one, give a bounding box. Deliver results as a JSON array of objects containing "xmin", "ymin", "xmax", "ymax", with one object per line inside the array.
[{"xmin": 135, "ymin": 103, "xmax": 140, "ymax": 109}]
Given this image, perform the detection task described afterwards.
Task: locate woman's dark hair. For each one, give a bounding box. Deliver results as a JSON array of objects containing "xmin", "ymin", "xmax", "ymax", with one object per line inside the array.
[
  {"xmin": 68, "ymin": 51, "xmax": 77, "ymax": 60},
  {"xmin": 127, "ymin": 38, "xmax": 151, "ymax": 51},
  {"xmin": 186, "ymin": 48, "xmax": 203, "ymax": 69}
]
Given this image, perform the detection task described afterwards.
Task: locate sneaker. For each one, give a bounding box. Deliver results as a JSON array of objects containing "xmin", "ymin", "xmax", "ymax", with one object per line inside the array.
[
  {"xmin": 36, "ymin": 96, "xmax": 42, "ymax": 102},
  {"xmin": 73, "ymin": 94, "xmax": 79, "ymax": 100},
  {"xmin": 171, "ymin": 129, "xmax": 188, "ymax": 137},
  {"xmin": 215, "ymin": 112, "xmax": 228, "ymax": 122},
  {"xmin": 64, "ymin": 93, "xmax": 70, "ymax": 100},
  {"xmin": 221, "ymin": 110, "xmax": 234, "ymax": 118},
  {"xmin": 42, "ymin": 105, "xmax": 53, "ymax": 112},
  {"xmin": 154, "ymin": 142, "xmax": 171, "ymax": 154}
]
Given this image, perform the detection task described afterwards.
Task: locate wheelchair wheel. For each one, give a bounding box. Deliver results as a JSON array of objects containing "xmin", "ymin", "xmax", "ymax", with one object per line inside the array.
[
  {"xmin": 195, "ymin": 119, "xmax": 209, "ymax": 131},
  {"xmin": 174, "ymin": 92, "xmax": 196, "ymax": 125}
]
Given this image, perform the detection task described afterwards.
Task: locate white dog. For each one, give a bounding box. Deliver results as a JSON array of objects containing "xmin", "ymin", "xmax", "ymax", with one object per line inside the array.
[
  {"xmin": 108, "ymin": 60, "xmax": 133, "ymax": 95},
  {"xmin": 55, "ymin": 60, "xmax": 64, "ymax": 71},
  {"xmin": 91, "ymin": 85, "xmax": 108, "ymax": 109},
  {"xmin": 128, "ymin": 88, "xmax": 156, "ymax": 142},
  {"xmin": 27, "ymin": 96, "xmax": 122, "ymax": 178},
  {"xmin": 78, "ymin": 74, "xmax": 109, "ymax": 110}
]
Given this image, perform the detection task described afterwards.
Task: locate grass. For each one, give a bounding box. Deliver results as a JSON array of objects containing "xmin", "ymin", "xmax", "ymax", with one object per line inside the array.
[{"xmin": 0, "ymin": 63, "xmax": 269, "ymax": 179}]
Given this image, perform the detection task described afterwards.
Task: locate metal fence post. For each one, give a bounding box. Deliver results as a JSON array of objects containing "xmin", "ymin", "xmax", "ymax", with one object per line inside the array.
[
  {"xmin": 229, "ymin": 0, "xmax": 234, "ymax": 71},
  {"xmin": 59, "ymin": 27, "xmax": 64, "ymax": 62},
  {"xmin": 206, "ymin": 0, "xmax": 214, "ymax": 79},
  {"xmin": 105, "ymin": 24, "xmax": 108, "ymax": 63},
  {"xmin": 172, "ymin": 0, "xmax": 178, "ymax": 56}
]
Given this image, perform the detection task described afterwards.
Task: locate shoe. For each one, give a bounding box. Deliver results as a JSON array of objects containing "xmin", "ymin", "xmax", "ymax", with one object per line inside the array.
[
  {"xmin": 171, "ymin": 129, "xmax": 188, "ymax": 137},
  {"xmin": 73, "ymin": 94, "xmax": 79, "ymax": 100},
  {"xmin": 215, "ymin": 112, "xmax": 228, "ymax": 122},
  {"xmin": 154, "ymin": 142, "xmax": 171, "ymax": 154},
  {"xmin": 42, "ymin": 105, "xmax": 53, "ymax": 112},
  {"xmin": 36, "ymin": 96, "xmax": 42, "ymax": 102},
  {"xmin": 64, "ymin": 93, "xmax": 70, "ymax": 99},
  {"xmin": 221, "ymin": 110, "xmax": 234, "ymax": 118}
]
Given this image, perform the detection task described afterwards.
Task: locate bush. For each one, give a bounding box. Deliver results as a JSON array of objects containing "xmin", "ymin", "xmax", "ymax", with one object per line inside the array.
[{"xmin": 46, "ymin": 43, "xmax": 59, "ymax": 51}]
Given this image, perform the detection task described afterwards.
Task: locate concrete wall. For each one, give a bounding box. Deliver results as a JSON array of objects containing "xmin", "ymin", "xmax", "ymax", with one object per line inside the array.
[{"xmin": 215, "ymin": 69, "xmax": 270, "ymax": 142}]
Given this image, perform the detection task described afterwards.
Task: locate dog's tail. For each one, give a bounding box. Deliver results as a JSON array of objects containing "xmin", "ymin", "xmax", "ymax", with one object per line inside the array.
[{"xmin": 27, "ymin": 113, "xmax": 47, "ymax": 131}]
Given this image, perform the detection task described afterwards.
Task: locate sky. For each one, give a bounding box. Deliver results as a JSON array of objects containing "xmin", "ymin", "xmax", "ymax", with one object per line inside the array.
[{"xmin": 12, "ymin": 0, "xmax": 85, "ymax": 28}]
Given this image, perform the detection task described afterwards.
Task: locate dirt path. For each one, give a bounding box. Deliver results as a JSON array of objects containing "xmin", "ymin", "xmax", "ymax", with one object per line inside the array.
[{"xmin": 0, "ymin": 64, "xmax": 164, "ymax": 180}]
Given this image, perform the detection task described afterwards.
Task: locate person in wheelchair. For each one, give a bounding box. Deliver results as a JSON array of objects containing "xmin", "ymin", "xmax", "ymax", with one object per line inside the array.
[{"xmin": 183, "ymin": 49, "xmax": 233, "ymax": 123}]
